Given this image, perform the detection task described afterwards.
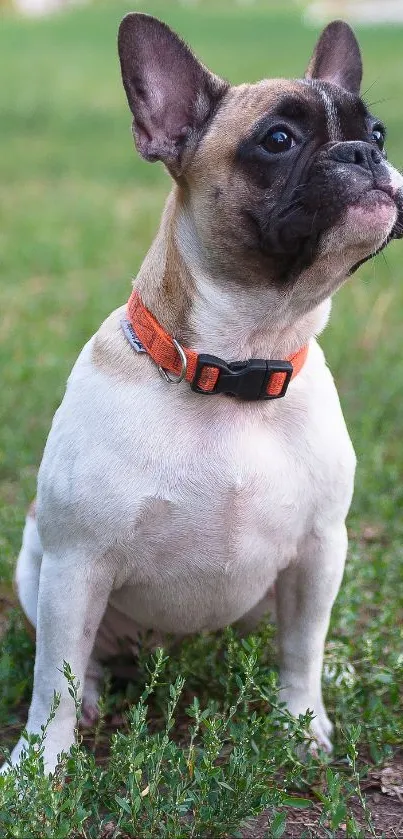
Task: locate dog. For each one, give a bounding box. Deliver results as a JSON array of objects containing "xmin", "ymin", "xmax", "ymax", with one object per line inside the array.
[{"xmin": 3, "ymin": 13, "xmax": 403, "ymax": 774}]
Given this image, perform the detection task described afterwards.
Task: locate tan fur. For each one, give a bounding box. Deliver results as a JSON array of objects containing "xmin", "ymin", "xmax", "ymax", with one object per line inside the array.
[
  {"xmin": 134, "ymin": 189, "xmax": 194, "ymax": 337},
  {"xmin": 91, "ymin": 307, "xmax": 152, "ymax": 384},
  {"xmin": 172, "ymin": 80, "xmax": 326, "ymax": 294},
  {"xmin": 92, "ymin": 193, "xmax": 195, "ymax": 379},
  {"xmin": 92, "ymin": 71, "xmax": 398, "ymax": 380},
  {"xmin": 190, "ymin": 80, "xmax": 304, "ymax": 176}
]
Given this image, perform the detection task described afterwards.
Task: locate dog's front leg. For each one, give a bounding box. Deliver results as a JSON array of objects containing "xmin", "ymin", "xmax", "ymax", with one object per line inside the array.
[
  {"xmin": 7, "ymin": 551, "xmax": 112, "ymax": 774},
  {"xmin": 276, "ymin": 524, "xmax": 348, "ymax": 752}
]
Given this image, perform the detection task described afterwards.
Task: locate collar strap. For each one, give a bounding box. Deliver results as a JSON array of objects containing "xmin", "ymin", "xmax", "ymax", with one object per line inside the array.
[{"xmin": 126, "ymin": 289, "xmax": 308, "ymax": 401}]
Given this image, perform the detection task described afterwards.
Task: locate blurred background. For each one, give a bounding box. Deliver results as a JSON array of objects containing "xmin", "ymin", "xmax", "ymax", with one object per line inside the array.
[
  {"xmin": 1, "ymin": 0, "xmax": 403, "ymax": 580},
  {"xmin": 1, "ymin": 6, "xmax": 403, "ymax": 827}
]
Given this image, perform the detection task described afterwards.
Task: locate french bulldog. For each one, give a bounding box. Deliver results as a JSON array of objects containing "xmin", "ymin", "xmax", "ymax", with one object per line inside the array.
[{"xmin": 4, "ymin": 14, "xmax": 403, "ymax": 773}]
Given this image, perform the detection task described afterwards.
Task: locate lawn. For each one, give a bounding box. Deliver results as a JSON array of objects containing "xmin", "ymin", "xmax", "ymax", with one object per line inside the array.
[{"xmin": 0, "ymin": 1, "xmax": 402, "ymax": 836}]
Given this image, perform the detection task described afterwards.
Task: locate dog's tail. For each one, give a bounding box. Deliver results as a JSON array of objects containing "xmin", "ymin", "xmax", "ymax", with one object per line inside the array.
[{"xmin": 14, "ymin": 500, "xmax": 42, "ymax": 631}]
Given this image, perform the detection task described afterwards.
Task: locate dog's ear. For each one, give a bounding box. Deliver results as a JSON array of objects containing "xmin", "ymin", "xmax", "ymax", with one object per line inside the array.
[
  {"xmin": 305, "ymin": 20, "xmax": 362, "ymax": 94},
  {"xmin": 118, "ymin": 13, "xmax": 228, "ymax": 175}
]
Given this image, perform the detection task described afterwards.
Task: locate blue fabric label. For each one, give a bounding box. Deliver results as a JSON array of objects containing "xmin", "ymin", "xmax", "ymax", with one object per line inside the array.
[{"xmin": 120, "ymin": 317, "xmax": 146, "ymax": 353}]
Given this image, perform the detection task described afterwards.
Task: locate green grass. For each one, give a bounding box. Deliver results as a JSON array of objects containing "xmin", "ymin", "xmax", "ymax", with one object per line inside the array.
[{"xmin": 0, "ymin": 1, "xmax": 403, "ymax": 836}]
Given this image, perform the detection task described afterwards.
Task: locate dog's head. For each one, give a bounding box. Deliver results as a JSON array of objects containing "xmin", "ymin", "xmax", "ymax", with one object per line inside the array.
[{"xmin": 118, "ymin": 14, "xmax": 403, "ymax": 311}]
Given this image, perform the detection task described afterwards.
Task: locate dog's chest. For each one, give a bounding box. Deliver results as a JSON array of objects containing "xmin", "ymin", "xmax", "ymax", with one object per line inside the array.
[
  {"xmin": 39, "ymin": 337, "xmax": 353, "ymax": 634},
  {"xmin": 106, "ymin": 420, "xmax": 306, "ymax": 632}
]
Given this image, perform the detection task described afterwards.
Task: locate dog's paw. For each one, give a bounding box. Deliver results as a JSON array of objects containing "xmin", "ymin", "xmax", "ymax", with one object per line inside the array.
[
  {"xmin": 80, "ymin": 698, "xmax": 100, "ymax": 729},
  {"xmin": 1, "ymin": 736, "xmax": 66, "ymax": 776},
  {"xmin": 317, "ymin": 705, "xmax": 333, "ymax": 738},
  {"xmin": 0, "ymin": 738, "xmax": 43, "ymax": 775},
  {"xmin": 0, "ymin": 760, "xmax": 11, "ymax": 776},
  {"xmin": 80, "ymin": 657, "xmax": 103, "ymax": 729},
  {"xmin": 308, "ymin": 712, "xmax": 333, "ymax": 754},
  {"xmin": 280, "ymin": 687, "xmax": 334, "ymax": 754},
  {"xmin": 1, "ymin": 738, "xmax": 28, "ymax": 773}
]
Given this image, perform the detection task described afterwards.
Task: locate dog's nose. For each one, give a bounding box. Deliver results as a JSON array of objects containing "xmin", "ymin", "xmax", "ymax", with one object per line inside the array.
[{"xmin": 328, "ymin": 141, "xmax": 383, "ymax": 170}]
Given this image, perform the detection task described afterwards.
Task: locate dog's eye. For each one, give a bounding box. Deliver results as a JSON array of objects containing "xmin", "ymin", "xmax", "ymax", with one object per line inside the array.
[
  {"xmin": 371, "ymin": 127, "xmax": 385, "ymax": 151},
  {"xmin": 261, "ymin": 127, "xmax": 295, "ymax": 154}
]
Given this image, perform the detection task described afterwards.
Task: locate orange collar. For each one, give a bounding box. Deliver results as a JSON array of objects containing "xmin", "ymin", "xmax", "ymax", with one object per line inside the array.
[{"xmin": 126, "ymin": 289, "xmax": 308, "ymax": 401}]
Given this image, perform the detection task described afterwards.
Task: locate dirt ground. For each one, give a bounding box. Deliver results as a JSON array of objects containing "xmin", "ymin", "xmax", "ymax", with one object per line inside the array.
[{"xmin": 242, "ymin": 764, "xmax": 403, "ymax": 838}]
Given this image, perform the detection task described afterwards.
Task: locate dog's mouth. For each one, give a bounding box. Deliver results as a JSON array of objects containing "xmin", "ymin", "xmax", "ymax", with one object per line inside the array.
[
  {"xmin": 348, "ymin": 188, "xmax": 397, "ymax": 237},
  {"xmin": 255, "ymin": 178, "xmax": 403, "ymax": 283},
  {"xmin": 348, "ymin": 186, "xmax": 403, "ymax": 274}
]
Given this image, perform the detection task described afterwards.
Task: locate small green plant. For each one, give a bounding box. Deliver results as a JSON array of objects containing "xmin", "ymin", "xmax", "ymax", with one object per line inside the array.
[
  {"xmin": 2, "ymin": 631, "xmax": 397, "ymax": 838},
  {"xmin": 0, "ymin": 640, "xmax": 317, "ymax": 838}
]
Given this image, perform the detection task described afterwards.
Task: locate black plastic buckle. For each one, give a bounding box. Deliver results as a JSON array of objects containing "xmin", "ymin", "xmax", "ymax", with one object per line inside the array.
[{"xmin": 191, "ymin": 354, "xmax": 293, "ymax": 400}]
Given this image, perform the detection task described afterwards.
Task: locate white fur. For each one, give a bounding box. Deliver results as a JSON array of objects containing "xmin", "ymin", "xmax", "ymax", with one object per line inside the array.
[
  {"xmin": 5, "ymin": 301, "xmax": 356, "ymax": 771},
  {"xmin": 15, "ymin": 514, "xmax": 42, "ymax": 628},
  {"xmin": 4, "ymin": 145, "xmax": 402, "ymax": 776},
  {"xmin": 309, "ymin": 80, "xmax": 341, "ymax": 141}
]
